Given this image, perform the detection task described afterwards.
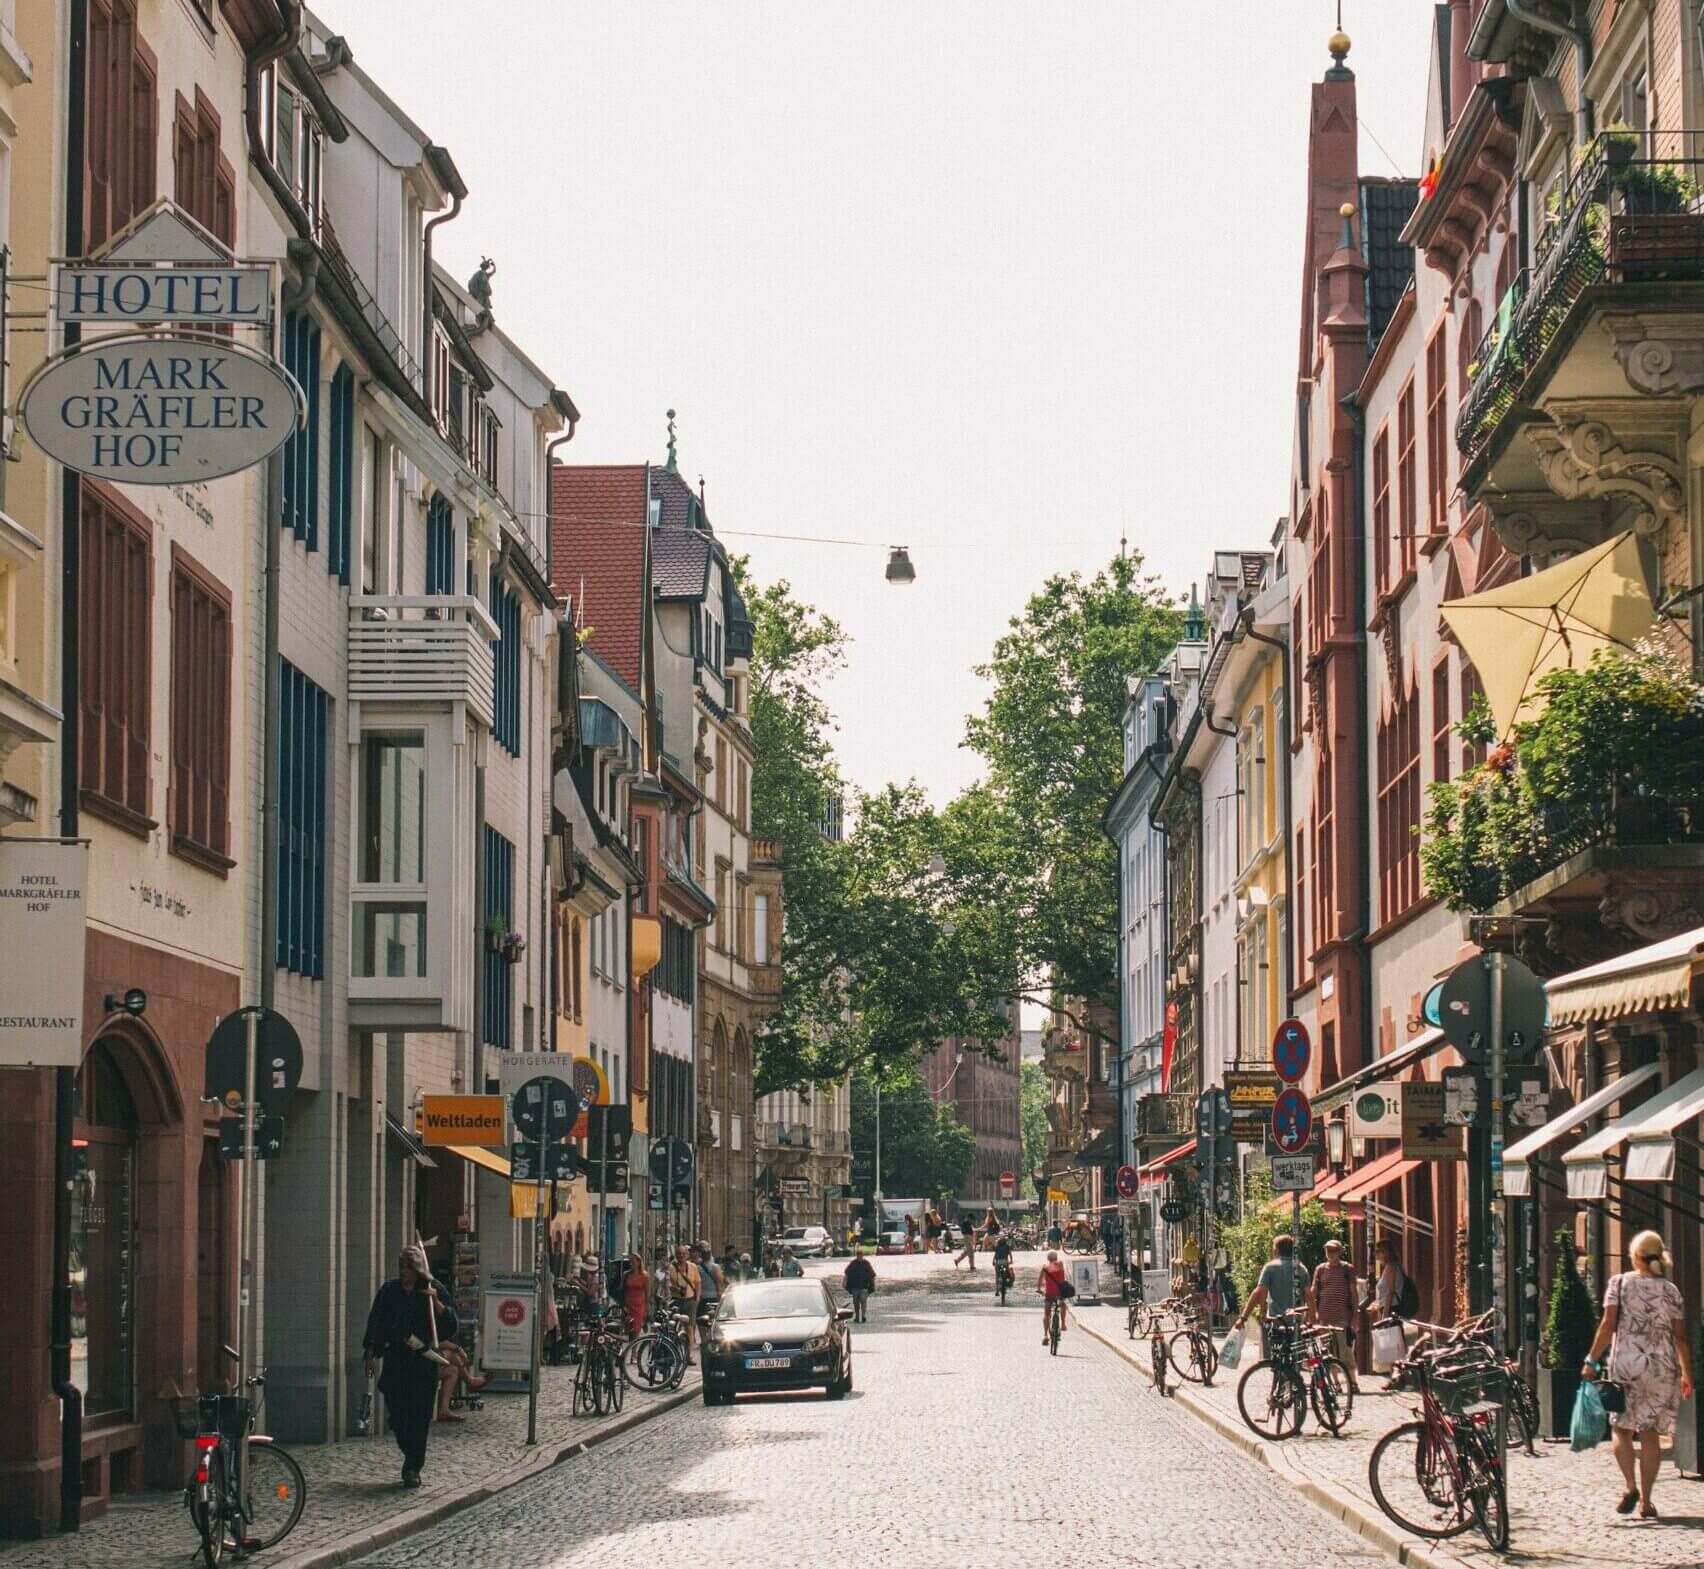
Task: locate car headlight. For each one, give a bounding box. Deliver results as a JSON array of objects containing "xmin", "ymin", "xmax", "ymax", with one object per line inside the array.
[{"xmin": 803, "ymin": 1333, "xmax": 832, "ymax": 1353}]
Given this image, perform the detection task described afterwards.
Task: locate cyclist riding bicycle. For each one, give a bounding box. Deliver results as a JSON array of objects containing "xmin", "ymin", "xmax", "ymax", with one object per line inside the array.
[
  {"xmin": 991, "ymin": 1232, "xmax": 1015, "ymax": 1292},
  {"xmin": 1039, "ymin": 1250, "xmax": 1067, "ymax": 1344}
]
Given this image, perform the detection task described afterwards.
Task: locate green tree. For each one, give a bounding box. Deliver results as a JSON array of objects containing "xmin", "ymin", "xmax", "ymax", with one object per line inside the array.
[
  {"xmin": 1217, "ymin": 1172, "xmax": 1348, "ymax": 1304},
  {"xmin": 849, "ymin": 1068, "xmax": 974, "ymax": 1204},
  {"xmin": 1020, "ymin": 1060, "xmax": 1049, "ymax": 1187}
]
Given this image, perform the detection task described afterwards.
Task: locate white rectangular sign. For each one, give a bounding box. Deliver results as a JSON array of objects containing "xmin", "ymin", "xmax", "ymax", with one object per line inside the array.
[
  {"xmin": 0, "ymin": 841, "xmax": 88, "ymax": 1066},
  {"xmin": 1270, "ymin": 1154, "xmax": 1316, "ymax": 1193},
  {"xmin": 1066, "ymin": 1257, "xmax": 1101, "ymax": 1304},
  {"xmin": 55, "ymin": 265, "xmax": 272, "ymax": 323},
  {"xmin": 1349, "ymin": 1083, "xmax": 1403, "ymax": 1140},
  {"xmin": 481, "ymin": 1273, "xmax": 536, "ymax": 1372},
  {"xmin": 493, "ymin": 1049, "xmax": 576, "ymax": 1100}
]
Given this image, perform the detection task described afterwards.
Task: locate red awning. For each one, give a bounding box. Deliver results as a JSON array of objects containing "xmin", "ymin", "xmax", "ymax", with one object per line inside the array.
[
  {"xmin": 1137, "ymin": 1139, "xmax": 1195, "ymax": 1180},
  {"xmin": 1264, "ymin": 1165, "xmax": 1364, "ymax": 1219},
  {"xmin": 1331, "ymin": 1150, "xmax": 1422, "ymax": 1205}
]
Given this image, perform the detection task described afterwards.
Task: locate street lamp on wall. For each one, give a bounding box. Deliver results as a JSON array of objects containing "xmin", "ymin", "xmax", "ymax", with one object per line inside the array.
[{"xmin": 1325, "ymin": 1116, "xmax": 1347, "ymax": 1179}]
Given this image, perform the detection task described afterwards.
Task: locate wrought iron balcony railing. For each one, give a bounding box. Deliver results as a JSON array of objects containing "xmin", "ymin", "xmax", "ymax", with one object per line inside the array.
[{"xmin": 1457, "ymin": 130, "xmax": 1704, "ymax": 463}]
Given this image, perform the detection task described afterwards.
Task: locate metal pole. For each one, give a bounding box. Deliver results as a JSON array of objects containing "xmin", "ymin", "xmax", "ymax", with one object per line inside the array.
[
  {"xmin": 592, "ymin": 1108, "xmax": 603, "ymax": 1272},
  {"xmin": 1487, "ymin": 952, "xmax": 1508, "ymax": 1458},
  {"xmin": 238, "ymin": 1008, "xmax": 259, "ymax": 1513},
  {"xmin": 527, "ymin": 1095, "xmax": 548, "ymax": 1447}
]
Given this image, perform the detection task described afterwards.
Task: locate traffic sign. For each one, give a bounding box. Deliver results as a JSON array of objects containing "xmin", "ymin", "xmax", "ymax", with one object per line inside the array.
[
  {"xmin": 1271, "ymin": 1087, "xmax": 1313, "ymax": 1154},
  {"xmin": 1114, "ymin": 1164, "xmax": 1140, "ymax": 1199},
  {"xmin": 647, "ymin": 1136, "xmax": 694, "ymax": 1191},
  {"xmin": 204, "ymin": 1006, "xmax": 303, "ymax": 1115},
  {"xmin": 1270, "ymin": 1153, "xmax": 1315, "ymax": 1193},
  {"xmin": 511, "ymin": 1075, "xmax": 581, "ymax": 1141},
  {"xmin": 510, "ymin": 1141, "xmax": 579, "ymax": 1183},
  {"xmin": 1437, "ymin": 956, "xmax": 1546, "ymax": 1066},
  {"xmin": 218, "ymin": 1114, "xmax": 283, "ymax": 1161},
  {"xmin": 1000, "ymin": 1169, "xmax": 1018, "ymax": 1197},
  {"xmin": 1271, "ymin": 1019, "xmax": 1311, "ymax": 1085}
]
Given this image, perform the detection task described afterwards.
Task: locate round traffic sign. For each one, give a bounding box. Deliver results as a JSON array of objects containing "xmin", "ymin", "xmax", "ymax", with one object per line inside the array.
[
  {"xmin": 512, "ymin": 1075, "xmax": 581, "ymax": 1140},
  {"xmin": 204, "ymin": 1007, "xmax": 303, "ymax": 1114},
  {"xmin": 1272, "ymin": 1018, "xmax": 1311, "ymax": 1084},
  {"xmin": 1271, "ymin": 1087, "xmax": 1313, "ymax": 1154},
  {"xmin": 1115, "ymin": 1164, "xmax": 1140, "ymax": 1199},
  {"xmin": 497, "ymin": 1297, "xmax": 525, "ymax": 1327},
  {"xmin": 999, "ymin": 1169, "xmax": 1017, "ymax": 1196}
]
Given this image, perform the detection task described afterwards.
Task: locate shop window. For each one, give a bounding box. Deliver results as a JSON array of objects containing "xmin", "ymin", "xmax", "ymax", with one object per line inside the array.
[
  {"xmin": 72, "ymin": 1041, "xmax": 139, "ymax": 1421},
  {"xmin": 80, "ymin": 481, "xmax": 153, "ymax": 827},
  {"xmin": 169, "ymin": 548, "xmax": 232, "ymax": 867}
]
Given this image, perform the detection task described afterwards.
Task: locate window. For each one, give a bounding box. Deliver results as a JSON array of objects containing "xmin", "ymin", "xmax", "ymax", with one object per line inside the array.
[
  {"xmin": 259, "ymin": 68, "xmax": 324, "ymax": 234},
  {"xmin": 714, "ymin": 737, "xmax": 727, "ymax": 811},
  {"xmin": 569, "ymin": 916, "xmax": 583, "ymax": 1021},
  {"xmin": 80, "ymin": 481, "xmax": 152, "ymax": 825},
  {"xmin": 737, "ymin": 757, "xmax": 749, "ymax": 831},
  {"xmin": 1457, "ymin": 299, "xmax": 1483, "ymax": 398},
  {"xmin": 1396, "ymin": 379, "xmax": 1417, "ymax": 578},
  {"xmin": 169, "ymin": 549, "xmax": 231, "ymax": 867},
  {"xmin": 429, "ymin": 328, "xmax": 451, "ymax": 431},
  {"xmin": 172, "ymin": 90, "xmax": 233, "ymax": 248},
  {"xmin": 1294, "ymin": 826, "xmax": 1308, "ymax": 978},
  {"xmin": 277, "ymin": 661, "xmax": 328, "ymax": 978},
  {"xmin": 1239, "ymin": 710, "xmax": 1265, "ymax": 864},
  {"xmin": 1314, "ymin": 755, "xmax": 1334, "ymax": 950},
  {"xmin": 754, "ymin": 892, "xmax": 770, "ymax": 964},
  {"xmin": 356, "ymin": 731, "xmax": 426, "ymax": 979},
  {"xmin": 1371, "ymin": 424, "xmax": 1391, "ymax": 594},
  {"xmin": 715, "ymin": 860, "xmax": 731, "ymax": 951},
  {"xmin": 1425, "ymin": 325, "xmax": 1449, "ymax": 541},
  {"xmin": 490, "ymin": 580, "xmax": 521, "ymax": 755},
  {"xmin": 425, "ymin": 494, "xmax": 455, "ymax": 595},
  {"xmin": 327, "ymin": 366, "xmax": 355, "ymax": 586},
  {"xmin": 483, "ymin": 827, "xmax": 514, "ymax": 1048},
  {"xmin": 1306, "ymin": 519, "xmax": 1330, "ymax": 657},
  {"xmin": 281, "ymin": 310, "xmax": 321, "ymax": 549},
  {"xmin": 363, "ymin": 430, "xmax": 385, "ymax": 595},
  {"xmin": 1431, "ymin": 658, "xmax": 1453, "ymax": 785},
  {"xmin": 1292, "ymin": 599, "xmax": 1307, "ymax": 727},
  {"xmin": 85, "ymin": 0, "xmax": 157, "ymax": 254},
  {"xmin": 1461, "ymin": 664, "xmax": 1489, "ymax": 770},
  {"xmin": 1376, "ymin": 681, "xmax": 1422, "ymax": 924},
  {"xmin": 478, "ymin": 407, "xmax": 500, "ymax": 487}
]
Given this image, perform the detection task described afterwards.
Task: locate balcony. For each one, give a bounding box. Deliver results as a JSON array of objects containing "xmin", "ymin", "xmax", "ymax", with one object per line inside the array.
[
  {"xmin": 1133, "ymin": 1091, "xmax": 1193, "ymax": 1144},
  {"xmin": 1456, "ymin": 133, "xmax": 1704, "ymax": 555},
  {"xmin": 348, "ymin": 596, "xmax": 498, "ymax": 731},
  {"xmin": 756, "ymin": 1121, "xmax": 813, "ymax": 1150},
  {"xmin": 750, "ymin": 963, "xmax": 781, "ymax": 999}
]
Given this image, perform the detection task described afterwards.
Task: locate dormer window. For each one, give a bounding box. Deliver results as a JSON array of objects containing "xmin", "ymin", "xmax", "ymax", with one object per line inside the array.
[
  {"xmin": 478, "ymin": 406, "xmax": 500, "ymax": 486},
  {"xmin": 259, "ymin": 65, "xmax": 323, "ymax": 236},
  {"xmin": 647, "ymin": 496, "xmax": 662, "ymax": 527},
  {"xmin": 429, "ymin": 326, "xmax": 452, "ymax": 431}
]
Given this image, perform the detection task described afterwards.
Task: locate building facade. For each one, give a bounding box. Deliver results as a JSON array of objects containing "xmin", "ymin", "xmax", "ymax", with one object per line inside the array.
[{"xmin": 923, "ymin": 1008, "xmax": 1023, "ymax": 1213}]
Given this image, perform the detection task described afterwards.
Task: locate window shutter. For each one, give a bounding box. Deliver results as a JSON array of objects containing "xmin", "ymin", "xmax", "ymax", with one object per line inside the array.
[{"xmin": 130, "ymin": 32, "xmax": 157, "ymax": 223}]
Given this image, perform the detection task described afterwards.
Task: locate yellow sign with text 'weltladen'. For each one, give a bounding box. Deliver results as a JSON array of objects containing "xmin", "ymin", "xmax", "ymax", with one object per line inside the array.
[{"xmin": 421, "ymin": 1094, "xmax": 506, "ymax": 1147}]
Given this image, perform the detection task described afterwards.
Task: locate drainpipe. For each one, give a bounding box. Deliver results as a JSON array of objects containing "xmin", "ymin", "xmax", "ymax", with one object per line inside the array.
[
  {"xmin": 246, "ymin": 3, "xmax": 311, "ymax": 240},
  {"xmin": 1504, "ymin": 0, "xmax": 1593, "ymax": 144},
  {"xmin": 420, "ymin": 157, "xmax": 464, "ymax": 402},
  {"xmin": 1345, "ymin": 393, "xmax": 1375, "ymax": 1082}
]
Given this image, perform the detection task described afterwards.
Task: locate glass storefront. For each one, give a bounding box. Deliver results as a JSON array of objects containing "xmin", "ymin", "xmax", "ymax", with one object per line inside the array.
[{"xmin": 72, "ymin": 1043, "xmax": 138, "ymax": 1421}]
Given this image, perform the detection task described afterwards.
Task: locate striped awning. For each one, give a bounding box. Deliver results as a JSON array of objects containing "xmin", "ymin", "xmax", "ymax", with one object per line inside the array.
[
  {"xmin": 1563, "ymin": 1065, "xmax": 1704, "ymax": 1198},
  {"xmin": 1137, "ymin": 1139, "xmax": 1195, "ymax": 1181},
  {"xmin": 1546, "ymin": 927, "xmax": 1704, "ymax": 1028},
  {"xmin": 1501, "ymin": 1063, "xmax": 1662, "ymax": 1197}
]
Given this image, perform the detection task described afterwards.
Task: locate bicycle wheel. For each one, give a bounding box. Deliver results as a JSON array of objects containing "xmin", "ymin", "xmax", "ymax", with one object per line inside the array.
[
  {"xmin": 622, "ymin": 1335, "xmax": 666, "ymax": 1390},
  {"xmin": 574, "ymin": 1356, "xmax": 597, "ymax": 1414},
  {"xmin": 1507, "ymin": 1373, "xmax": 1538, "ymax": 1454},
  {"xmin": 601, "ymin": 1347, "xmax": 625, "ymax": 1413},
  {"xmin": 1168, "ymin": 1329, "xmax": 1217, "ymax": 1384},
  {"xmin": 1459, "ymin": 1428, "xmax": 1509, "ymax": 1551},
  {"xmin": 1049, "ymin": 1307, "xmax": 1061, "ymax": 1355},
  {"xmin": 1368, "ymin": 1421, "xmax": 1475, "ymax": 1538},
  {"xmin": 1237, "ymin": 1362, "xmax": 1305, "ymax": 1439},
  {"xmin": 192, "ymin": 1447, "xmax": 226, "ymax": 1568},
  {"xmin": 240, "ymin": 1439, "xmax": 306, "ymax": 1551},
  {"xmin": 1309, "ymin": 1357, "xmax": 1355, "ymax": 1435}
]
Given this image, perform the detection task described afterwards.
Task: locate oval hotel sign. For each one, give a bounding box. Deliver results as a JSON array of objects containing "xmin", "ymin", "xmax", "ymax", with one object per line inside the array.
[{"xmin": 20, "ymin": 333, "xmax": 303, "ymax": 485}]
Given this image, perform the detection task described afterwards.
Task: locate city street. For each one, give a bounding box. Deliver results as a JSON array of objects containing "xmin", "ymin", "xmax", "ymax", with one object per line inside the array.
[{"xmin": 351, "ymin": 1256, "xmax": 1380, "ymax": 1569}]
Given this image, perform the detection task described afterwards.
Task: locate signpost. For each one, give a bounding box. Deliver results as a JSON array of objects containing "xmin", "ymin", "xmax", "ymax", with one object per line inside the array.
[
  {"xmin": 1271, "ymin": 1019, "xmax": 1312, "ymax": 1233},
  {"xmin": 1000, "ymin": 1169, "xmax": 1018, "ymax": 1199},
  {"xmin": 1114, "ymin": 1164, "xmax": 1139, "ymax": 1200},
  {"xmin": 1270, "ymin": 1154, "xmax": 1315, "ymax": 1193}
]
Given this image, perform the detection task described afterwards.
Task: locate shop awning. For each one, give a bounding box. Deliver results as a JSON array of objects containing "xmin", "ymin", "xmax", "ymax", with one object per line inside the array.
[
  {"xmin": 1330, "ymin": 1150, "xmax": 1421, "ymax": 1205},
  {"xmin": 445, "ymin": 1143, "xmax": 512, "ymax": 1179},
  {"xmin": 1313, "ymin": 1028, "xmax": 1447, "ymax": 1116},
  {"xmin": 1563, "ymin": 1066, "xmax": 1704, "ymax": 1198},
  {"xmin": 1138, "ymin": 1139, "xmax": 1195, "ymax": 1179},
  {"xmin": 384, "ymin": 1114, "xmax": 436, "ymax": 1167},
  {"xmin": 1501, "ymin": 1062, "xmax": 1663, "ymax": 1197},
  {"xmin": 1546, "ymin": 927, "xmax": 1704, "ymax": 1028}
]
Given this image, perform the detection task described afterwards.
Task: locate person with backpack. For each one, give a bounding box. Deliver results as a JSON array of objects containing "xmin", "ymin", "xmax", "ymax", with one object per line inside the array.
[
  {"xmin": 1361, "ymin": 1238, "xmax": 1418, "ymax": 1386},
  {"xmin": 1232, "ymin": 1234, "xmax": 1309, "ymax": 1356}
]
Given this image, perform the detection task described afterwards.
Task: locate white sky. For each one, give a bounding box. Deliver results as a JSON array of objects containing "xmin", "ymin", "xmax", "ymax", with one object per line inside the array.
[{"xmin": 315, "ymin": 1, "xmax": 1435, "ymax": 803}]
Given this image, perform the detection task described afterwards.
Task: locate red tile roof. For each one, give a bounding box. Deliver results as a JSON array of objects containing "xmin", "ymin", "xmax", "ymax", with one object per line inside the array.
[{"xmin": 551, "ymin": 464, "xmax": 649, "ymax": 690}]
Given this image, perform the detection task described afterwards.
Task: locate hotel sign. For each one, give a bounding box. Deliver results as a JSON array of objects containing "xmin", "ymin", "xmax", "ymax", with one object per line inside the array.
[
  {"xmin": 54, "ymin": 266, "xmax": 272, "ymax": 324},
  {"xmin": 0, "ymin": 841, "xmax": 87, "ymax": 1068},
  {"xmin": 19, "ymin": 335, "xmax": 303, "ymax": 484}
]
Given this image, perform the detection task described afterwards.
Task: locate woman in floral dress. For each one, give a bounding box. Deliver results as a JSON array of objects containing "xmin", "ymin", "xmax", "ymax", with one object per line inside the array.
[{"xmin": 1583, "ymin": 1229, "xmax": 1695, "ymax": 1520}]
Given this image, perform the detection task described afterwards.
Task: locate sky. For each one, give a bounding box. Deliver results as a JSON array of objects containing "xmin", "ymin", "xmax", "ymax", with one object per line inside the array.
[{"xmin": 314, "ymin": 1, "xmax": 1437, "ymax": 804}]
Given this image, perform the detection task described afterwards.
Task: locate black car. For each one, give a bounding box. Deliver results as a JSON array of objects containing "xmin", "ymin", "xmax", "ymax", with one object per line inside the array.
[{"xmin": 701, "ymin": 1278, "xmax": 854, "ymax": 1405}]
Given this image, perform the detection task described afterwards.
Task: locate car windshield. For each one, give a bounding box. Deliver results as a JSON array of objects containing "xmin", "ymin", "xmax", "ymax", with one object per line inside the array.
[
  {"xmin": 782, "ymin": 1228, "xmax": 811, "ymax": 1240},
  {"xmin": 719, "ymin": 1282, "xmax": 825, "ymax": 1320}
]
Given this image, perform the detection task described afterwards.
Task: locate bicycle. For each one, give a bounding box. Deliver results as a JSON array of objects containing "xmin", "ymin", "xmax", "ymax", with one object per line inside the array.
[
  {"xmin": 1043, "ymin": 1294, "xmax": 1067, "ymax": 1354},
  {"xmin": 1368, "ymin": 1342, "xmax": 1510, "ymax": 1552},
  {"xmin": 1402, "ymin": 1311, "xmax": 1538, "ymax": 1455},
  {"xmin": 573, "ymin": 1304, "xmax": 627, "ymax": 1415},
  {"xmin": 1167, "ymin": 1305, "xmax": 1220, "ymax": 1388},
  {"xmin": 1235, "ymin": 1312, "xmax": 1354, "ymax": 1439},
  {"xmin": 994, "ymin": 1258, "xmax": 1015, "ymax": 1304},
  {"xmin": 172, "ymin": 1344, "xmax": 306, "ymax": 1567},
  {"xmin": 622, "ymin": 1305, "xmax": 692, "ymax": 1392}
]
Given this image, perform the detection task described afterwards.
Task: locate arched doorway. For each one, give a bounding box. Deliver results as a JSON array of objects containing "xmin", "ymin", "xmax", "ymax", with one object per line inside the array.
[{"xmin": 72, "ymin": 1041, "xmax": 140, "ymax": 1422}]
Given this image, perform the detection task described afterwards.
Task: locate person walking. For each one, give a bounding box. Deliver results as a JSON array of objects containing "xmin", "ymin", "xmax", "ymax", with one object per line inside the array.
[
  {"xmin": 668, "ymin": 1245, "xmax": 702, "ymax": 1357},
  {"xmin": 954, "ymin": 1215, "xmax": 979, "ymax": 1270},
  {"xmin": 621, "ymin": 1251, "xmax": 651, "ymax": 1337},
  {"xmin": 1232, "ymin": 1234, "xmax": 1309, "ymax": 1356},
  {"xmin": 362, "ymin": 1245, "xmax": 452, "ymax": 1488},
  {"xmin": 1583, "ymin": 1229, "xmax": 1695, "ymax": 1520},
  {"xmin": 843, "ymin": 1247, "xmax": 877, "ymax": 1322},
  {"xmin": 1307, "ymin": 1238, "xmax": 1360, "ymax": 1393},
  {"xmin": 903, "ymin": 1213, "xmax": 917, "ymax": 1255},
  {"xmin": 779, "ymin": 1245, "xmax": 803, "ymax": 1278}
]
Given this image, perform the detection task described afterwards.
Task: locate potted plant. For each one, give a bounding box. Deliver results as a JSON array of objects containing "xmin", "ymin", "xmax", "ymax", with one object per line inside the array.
[
  {"xmin": 483, "ymin": 917, "xmax": 507, "ymax": 955},
  {"xmin": 1675, "ymin": 1317, "xmax": 1704, "ymax": 1476},
  {"xmin": 500, "ymin": 929, "xmax": 527, "ymax": 964},
  {"xmin": 1538, "ymin": 1229, "xmax": 1597, "ymax": 1440}
]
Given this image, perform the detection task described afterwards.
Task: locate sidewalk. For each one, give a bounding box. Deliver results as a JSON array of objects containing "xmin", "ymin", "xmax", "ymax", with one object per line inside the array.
[
  {"xmin": 1074, "ymin": 1300, "xmax": 1704, "ymax": 1569},
  {"xmin": 0, "ymin": 1362, "xmax": 697, "ymax": 1569}
]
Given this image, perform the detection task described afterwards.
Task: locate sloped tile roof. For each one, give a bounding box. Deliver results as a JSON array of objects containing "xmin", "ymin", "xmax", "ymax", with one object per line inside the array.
[
  {"xmin": 652, "ymin": 528, "xmax": 711, "ymax": 599},
  {"xmin": 1361, "ymin": 177, "xmax": 1420, "ymax": 353},
  {"xmin": 650, "ymin": 466, "xmax": 704, "ymax": 530},
  {"xmin": 551, "ymin": 464, "xmax": 648, "ymax": 690}
]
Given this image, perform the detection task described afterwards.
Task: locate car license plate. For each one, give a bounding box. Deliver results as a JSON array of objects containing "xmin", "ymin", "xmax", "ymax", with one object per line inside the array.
[{"xmin": 745, "ymin": 1356, "xmax": 790, "ymax": 1370}]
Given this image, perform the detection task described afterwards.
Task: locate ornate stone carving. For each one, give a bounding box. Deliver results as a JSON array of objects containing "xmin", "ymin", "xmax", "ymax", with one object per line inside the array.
[
  {"xmin": 1599, "ymin": 882, "xmax": 1704, "ymax": 946},
  {"xmin": 1483, "ymin": 491, "xmax": 1614, "ymax": 568},
  {"xmin": 1599, "ymin": 311, "xmax": 1704, "ymax": 396},
  {"xmin": 1523, "ymin": 400, "xmax": 1686, "ymax": 542},
  {"xmin": 1376, "ymin": 595, "xmax": 1401, "ymax": 681}
]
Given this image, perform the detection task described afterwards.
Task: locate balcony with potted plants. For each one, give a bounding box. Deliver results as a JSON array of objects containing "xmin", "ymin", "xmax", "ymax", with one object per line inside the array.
[
  {"xmin": 1421, "ymin": 646, "xmax": 1704, "ymax": 975},
  {"xmin": 1456, "ymin": 130, "xmax": 1704, "ymax": 568}
]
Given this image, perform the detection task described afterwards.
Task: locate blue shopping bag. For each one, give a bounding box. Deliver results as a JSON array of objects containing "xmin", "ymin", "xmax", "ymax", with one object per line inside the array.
[{"xmin": 1570, "ymin": 1377, "xmax": 1607, "ymax": 1451}]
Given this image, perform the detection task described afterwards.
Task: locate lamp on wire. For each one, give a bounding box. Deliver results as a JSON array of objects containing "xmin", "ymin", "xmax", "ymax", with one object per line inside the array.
[{"xmin": 885, "ymin": 546, "xmax": 916, "ymax": 584}]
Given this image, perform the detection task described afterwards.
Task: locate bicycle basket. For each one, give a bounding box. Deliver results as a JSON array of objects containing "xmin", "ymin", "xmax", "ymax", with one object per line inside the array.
[{"xmin": 1432, "ymin": 1363, "xmax": 1507, "ymax": 1417}]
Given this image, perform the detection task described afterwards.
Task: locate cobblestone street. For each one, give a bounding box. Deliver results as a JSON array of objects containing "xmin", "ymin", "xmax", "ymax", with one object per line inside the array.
[{"xmin": 352, "ymin": 1256, "xmax": 1382, "ymax": 1569}]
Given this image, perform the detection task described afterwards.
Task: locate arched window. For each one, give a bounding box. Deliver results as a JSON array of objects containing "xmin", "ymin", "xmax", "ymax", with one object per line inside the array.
[{"xmin": 74, "ymin": 1041, "xmax": 140, "ymax": 1419}]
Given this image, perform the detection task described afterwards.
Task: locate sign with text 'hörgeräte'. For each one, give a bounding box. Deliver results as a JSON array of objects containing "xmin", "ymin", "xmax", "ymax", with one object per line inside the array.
[
  {"xmin": 19, "ymin": 335, "xmax": 303, "ymax": 485},
  {"xmin": 421, "ymin": 1094, "xmax": 506, "ymax": 1147},
  {"xmin": 0, "ymin": 841, "xmax": 87, "ymax": 1067},
  {"xmin": 494, "ymin": 1049, "xmax": 577, "ymax": 1100}
]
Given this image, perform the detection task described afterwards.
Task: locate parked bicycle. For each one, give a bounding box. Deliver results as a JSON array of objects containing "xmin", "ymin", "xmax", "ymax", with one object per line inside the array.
[
  {"xmin": 1166, "ymin": 1303, "xmax": 1219, "ymax": 1388},
  {"xmin": 621, "ymin": 1304, "xmax": 693, "ymax": 1392},
  {"xmin": 1399, "ymin": 1310, "xmax": 1538, "ymax": 1455},
  {"xmin": 171, "ymin": 1344, "xmax": 306, "ymax": 1567},
  {"xmin": 1235, "ymin": 1310, "xmax": 1353, "ymax": 1439},
  {"xmin": 1368, "ymin": 1339, "xmax": 1510, "ymax": 1552},
  {"xmin": 573, "ymin": 1302, "xmax": 627, "ymax": 1416}
]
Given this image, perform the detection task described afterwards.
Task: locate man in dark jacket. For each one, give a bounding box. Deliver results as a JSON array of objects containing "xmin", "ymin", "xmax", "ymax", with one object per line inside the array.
[
  {"xmin": 363, "ymin": 1245, "xmax": 452, "ymax": 1488},
  {"xmin": 842, "ymin": 1248, "xmax": 877, "ymax": 1322}
]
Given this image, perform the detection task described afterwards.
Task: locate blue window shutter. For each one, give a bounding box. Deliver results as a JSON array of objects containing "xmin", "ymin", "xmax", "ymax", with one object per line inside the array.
[
  {"xmin": 304, "ymin": 321, "xmax": 321, "ymax": 553},
  {"xmin": 482, "ymin": 826, "xmax": 515, "ymax": 1048},
  {"xmin": 426, "ymin": 496, "xmax": 454, "ymax": 595},
  {"xmin": 328, "ymin": 365, "xmax": 354, "ymax": 585},
  {"xmin": 276, "ymin": 661, "xmax": 328, "ymax": 980}
]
